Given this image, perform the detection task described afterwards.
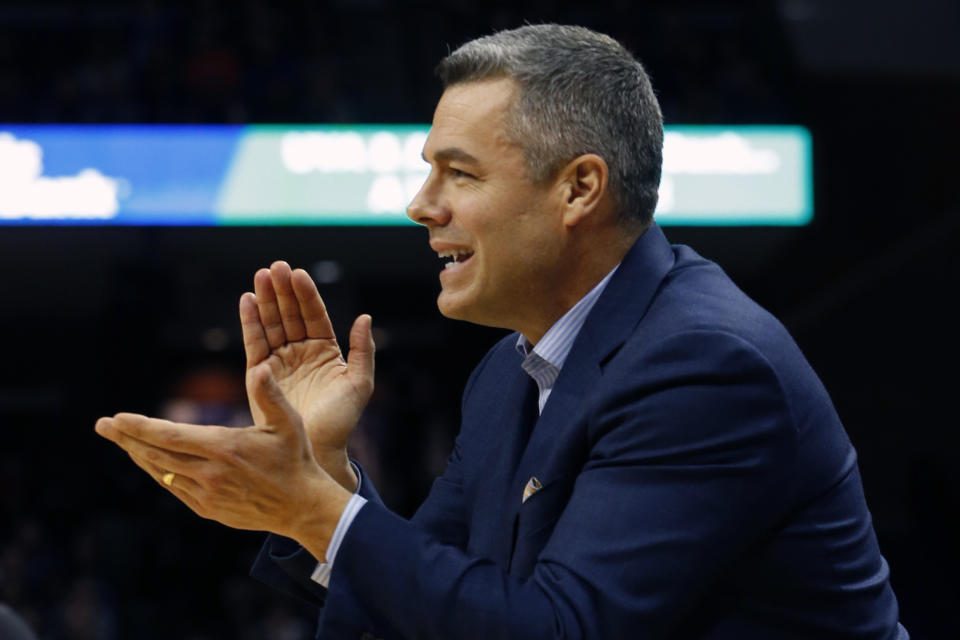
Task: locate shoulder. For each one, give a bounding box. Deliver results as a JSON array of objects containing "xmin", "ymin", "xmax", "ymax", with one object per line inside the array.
[
  {"xmin": 592, "ymin": 247, "xmax": 852, "ymax": 493},
  {"xmin": 595, "ymin": 326, "xmax": 799, "ymax": 440},
  {"xmin": 606, "ymin": 242, "xmax": 821, "ymax": 423},
  {"xmin": 632, "ymin": 244, "xmax": 818, "ymax": 395}
]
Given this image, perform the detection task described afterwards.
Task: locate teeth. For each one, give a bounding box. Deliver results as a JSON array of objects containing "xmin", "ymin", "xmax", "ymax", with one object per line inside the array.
[{"xmin": 437, "ymin": 249, "xmax": 473, "ymax": 263}]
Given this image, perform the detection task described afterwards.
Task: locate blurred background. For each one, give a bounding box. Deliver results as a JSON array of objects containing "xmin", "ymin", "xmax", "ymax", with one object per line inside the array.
[{"xmin": 0, "ymin": 0, "xmax": 957, "ymax": 637}]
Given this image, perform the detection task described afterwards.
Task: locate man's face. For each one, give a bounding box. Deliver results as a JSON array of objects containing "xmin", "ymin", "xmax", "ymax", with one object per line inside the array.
[{"xmin": 407, "ymin": 77, "xmax": 565, "ymax": 332}]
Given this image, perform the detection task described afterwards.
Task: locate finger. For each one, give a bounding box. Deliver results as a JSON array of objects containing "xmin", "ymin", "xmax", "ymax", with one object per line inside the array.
[
  {"xmin": 127, "ymin": 449, "xmax": 203, "ymax": 495},
  {"xmin": 240, "ymin": 292, "xmax": 270, "ymax": 368},
  {"xmin": 98, "ymin": 416, "xmax": 210, "ymax": 498},
  {"xmin": 248, "ymin": 363, "xmax": 302, "ymax": 433},
  {"xmin": 96, "ymin": 415, "xmax": 210, "ymax": 470},
  {"xmin": 253, "ymin": 267, "xmax": 286, "ymax": 349},
  {"xmin": 96, "ymin": 413, "xmax": 227, "ymax": 458},
  {"xmin": 127, "ymin": 434, "xmax": 207, "ymax": 477},
  {"xmin": 270, "ymin": 261, "xmax": 307, "ymax": 342},
  {"xmin": 290, "ymin": 268, "xmax": 336, "ymax": 340},
  {"xmin": 128, "ymin": 449, "xmax": 207, "ymax": 516},
  {"xmin": 347, "ymin": 314, "xmax": 375, "ymax": 386}
]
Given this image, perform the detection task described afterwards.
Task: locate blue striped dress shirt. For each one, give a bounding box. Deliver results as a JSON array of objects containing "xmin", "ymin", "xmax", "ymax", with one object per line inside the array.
[{"xmin": 516, "ymin": 264, "xmax": 619, "ymax": 413}]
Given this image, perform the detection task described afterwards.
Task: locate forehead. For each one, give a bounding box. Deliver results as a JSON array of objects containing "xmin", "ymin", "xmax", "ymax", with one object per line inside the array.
[{"xmin": 423, "ymin": 77, "xmax": 520, "ymax": 159}]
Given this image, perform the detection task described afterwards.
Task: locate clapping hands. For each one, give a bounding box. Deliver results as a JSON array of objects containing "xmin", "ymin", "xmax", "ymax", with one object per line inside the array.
[
  {"xmin": 94, "ymin": 261, "xmax": 374, "ymax": 558},
  {"xmin": 241, "ymin": 261, "xmax": 375, "ymax": 491}
]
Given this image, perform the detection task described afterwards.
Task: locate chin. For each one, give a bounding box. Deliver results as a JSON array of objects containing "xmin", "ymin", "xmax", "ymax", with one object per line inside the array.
[
  {"xmin": 436, "ymin": 294, "xmax": 469, "ymax": 321},
  {"xmin": 437, "ymin": 294, "xmax": 511, "ymax": 332},
  {"xmin": 437, "ymin": 289, "xmax": 490, "ymax": 325}
]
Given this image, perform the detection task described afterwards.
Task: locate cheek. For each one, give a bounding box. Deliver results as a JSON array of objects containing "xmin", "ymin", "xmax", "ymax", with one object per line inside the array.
[
  {"xmin": 480, "ymin": 229, "xmax": 550, "ymax": 288},
  {"xmin": 469, "ymin": 190, "xmax": 555, "ymax": 272}
]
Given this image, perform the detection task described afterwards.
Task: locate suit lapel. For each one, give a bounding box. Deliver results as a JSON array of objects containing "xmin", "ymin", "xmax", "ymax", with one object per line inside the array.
[
  {"xmin": 484, "ymin": 366, "xmax": 540, "ymax": 568},
  {"xmin": 501, "ymin": 224, "xmax": 677, "ymax": 567},
  {"xmin": 568, "ymin": 223, "xmax": 677, "ymax": 372}
]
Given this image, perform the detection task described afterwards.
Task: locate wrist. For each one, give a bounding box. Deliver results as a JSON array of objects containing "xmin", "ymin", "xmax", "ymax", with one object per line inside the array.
[
  {"xmin": 290, "ymin": 471, "xmax": 352, "ymax": 563},
  {"xmin": 313, "ymin": 447, "xmax": 358, "ymax": 493}
]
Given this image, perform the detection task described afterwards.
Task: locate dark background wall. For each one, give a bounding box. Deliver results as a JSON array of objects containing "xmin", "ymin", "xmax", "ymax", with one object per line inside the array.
[{"xmin": 0, "ymin": 1, "xmax": 957, "ymax": 637}]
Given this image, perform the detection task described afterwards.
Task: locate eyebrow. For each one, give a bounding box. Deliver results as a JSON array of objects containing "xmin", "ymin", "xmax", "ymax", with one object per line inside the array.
[{"xmin": 423, "ymin": 147, "xmax": 481, "ymax": 166}]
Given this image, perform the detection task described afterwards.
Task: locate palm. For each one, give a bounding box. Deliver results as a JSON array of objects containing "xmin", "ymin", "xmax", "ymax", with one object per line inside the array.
[
  {"xmin": 252, "ymin": 337, "xmax": 369, "ymax": 452},
  {"xmin": 239, "ymin": 262, "xmax": 375, "ymax": 458}
]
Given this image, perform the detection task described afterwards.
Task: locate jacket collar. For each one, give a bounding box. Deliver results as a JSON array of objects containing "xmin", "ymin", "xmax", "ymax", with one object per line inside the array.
[
  {"xmin": 564, "ymin": 222, "xmax": 676, "ymax": 374},
  {"xmin": 525, "ymin": 222, "xmax": 675, "ymax": 455}
]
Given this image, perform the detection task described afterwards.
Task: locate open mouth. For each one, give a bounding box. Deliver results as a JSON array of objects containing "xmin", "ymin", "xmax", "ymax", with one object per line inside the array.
[{"xmin": 438, "ymin": 249, "xmax": 475, "ymax": 270}]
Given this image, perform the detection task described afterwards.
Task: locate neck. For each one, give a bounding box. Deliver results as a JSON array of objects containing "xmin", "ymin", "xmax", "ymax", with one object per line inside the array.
[{"xmin": 519, "ymin": 225, "xmax": 642, "ymax": 345}]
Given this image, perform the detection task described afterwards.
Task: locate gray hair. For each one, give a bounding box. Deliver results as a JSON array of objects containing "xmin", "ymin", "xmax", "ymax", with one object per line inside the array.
[{"xmin": 436, "ymin": 24, "xmax": 664, "ymax": 227}]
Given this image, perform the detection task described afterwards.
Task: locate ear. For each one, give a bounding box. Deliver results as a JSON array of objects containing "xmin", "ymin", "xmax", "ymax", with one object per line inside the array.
[{"xmin": 556, "ymin": 153, "xmax": 609, "ymax": 228}]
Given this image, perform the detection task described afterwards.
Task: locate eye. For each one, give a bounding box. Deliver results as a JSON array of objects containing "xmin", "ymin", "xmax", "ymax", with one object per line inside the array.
[{"xmin": 451, "ymin": 167, "xmax": 474, "ymax": 180}]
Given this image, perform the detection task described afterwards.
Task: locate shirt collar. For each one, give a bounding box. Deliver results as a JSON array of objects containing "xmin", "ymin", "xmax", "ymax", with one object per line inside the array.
[{"xmin": 515, "ymin": 263, "xmax": 620, "ymax": 372}]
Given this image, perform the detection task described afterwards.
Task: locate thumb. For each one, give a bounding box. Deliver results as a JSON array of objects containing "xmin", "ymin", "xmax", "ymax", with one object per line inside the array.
[
  {"xmin": 249, "ymin": 363, "xmax": 302, "ymax": 432},
  {"xmin": 346, "ymin": 314, "xmax": 375, "ymax": 386}
]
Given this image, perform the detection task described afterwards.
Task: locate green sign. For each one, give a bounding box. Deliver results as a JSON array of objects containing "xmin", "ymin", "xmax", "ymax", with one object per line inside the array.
[{"xmin": 217, "ymin": 125, "xmax": 811, "ymax": 226}]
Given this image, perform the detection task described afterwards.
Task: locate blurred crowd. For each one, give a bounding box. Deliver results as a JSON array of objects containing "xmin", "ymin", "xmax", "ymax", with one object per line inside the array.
[{"xmin": 0, "ymin": 0, "xmax": 795, "ymax": 126}]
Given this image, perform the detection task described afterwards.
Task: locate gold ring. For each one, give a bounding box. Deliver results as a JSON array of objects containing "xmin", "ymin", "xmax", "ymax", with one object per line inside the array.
[{"xmin": 162, "ymin": 472, "xmax": 176, "ymax": 487}]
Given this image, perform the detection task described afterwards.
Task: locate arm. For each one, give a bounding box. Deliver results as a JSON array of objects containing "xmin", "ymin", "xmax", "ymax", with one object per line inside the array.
[
  {"xmin": 323, "ymin": 330, "xmax": 798, "ymax": 639},
  {"xmin": 250, "ymin": 461, "xmax": 384, "ymax": 606},
  {"xmin": 253, "ymin": 342, "xmax": 503, "ymax": 605}
]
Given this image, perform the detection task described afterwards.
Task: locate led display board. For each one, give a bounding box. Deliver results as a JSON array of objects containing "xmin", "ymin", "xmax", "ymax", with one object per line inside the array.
[{"xmin": 0, "ymin": 125, "xmax": 811, "ymax": 226}]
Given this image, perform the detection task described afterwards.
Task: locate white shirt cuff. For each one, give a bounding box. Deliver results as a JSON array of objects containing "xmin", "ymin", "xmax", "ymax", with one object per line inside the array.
[{"xmin": 310, "ymin": 465, "xmax": 367, "ymax": 588}]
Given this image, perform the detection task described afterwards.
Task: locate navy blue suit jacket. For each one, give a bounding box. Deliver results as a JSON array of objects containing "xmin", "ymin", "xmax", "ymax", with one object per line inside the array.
[{"xmin": 252, "ymin": 225, "xmax": 906, "ymax": 639}]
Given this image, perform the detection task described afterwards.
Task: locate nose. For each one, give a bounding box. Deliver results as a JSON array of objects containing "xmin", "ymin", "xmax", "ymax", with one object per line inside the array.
[{"xmin": 406, "ymin": 175, "xmax": 451, "ymax": 227}]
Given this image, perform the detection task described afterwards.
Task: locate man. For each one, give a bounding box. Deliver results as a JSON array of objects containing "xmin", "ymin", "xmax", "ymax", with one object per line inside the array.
[{"xmin": 97, "ymin": 25, "xmax": 907, "ymax": 638}]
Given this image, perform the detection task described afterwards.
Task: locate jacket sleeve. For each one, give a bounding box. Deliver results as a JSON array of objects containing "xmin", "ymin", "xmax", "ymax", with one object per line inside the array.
[
  {"xmin": 249, "ymin": 338, "xmax": 506, "ymax": 608},
  {"xmin": 248, "ymin": 461, "xmax": 386, "ymax": 606},
  {"xmin": 326, "ymin": 330, "xmax": 800, "ymax": 639}
]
